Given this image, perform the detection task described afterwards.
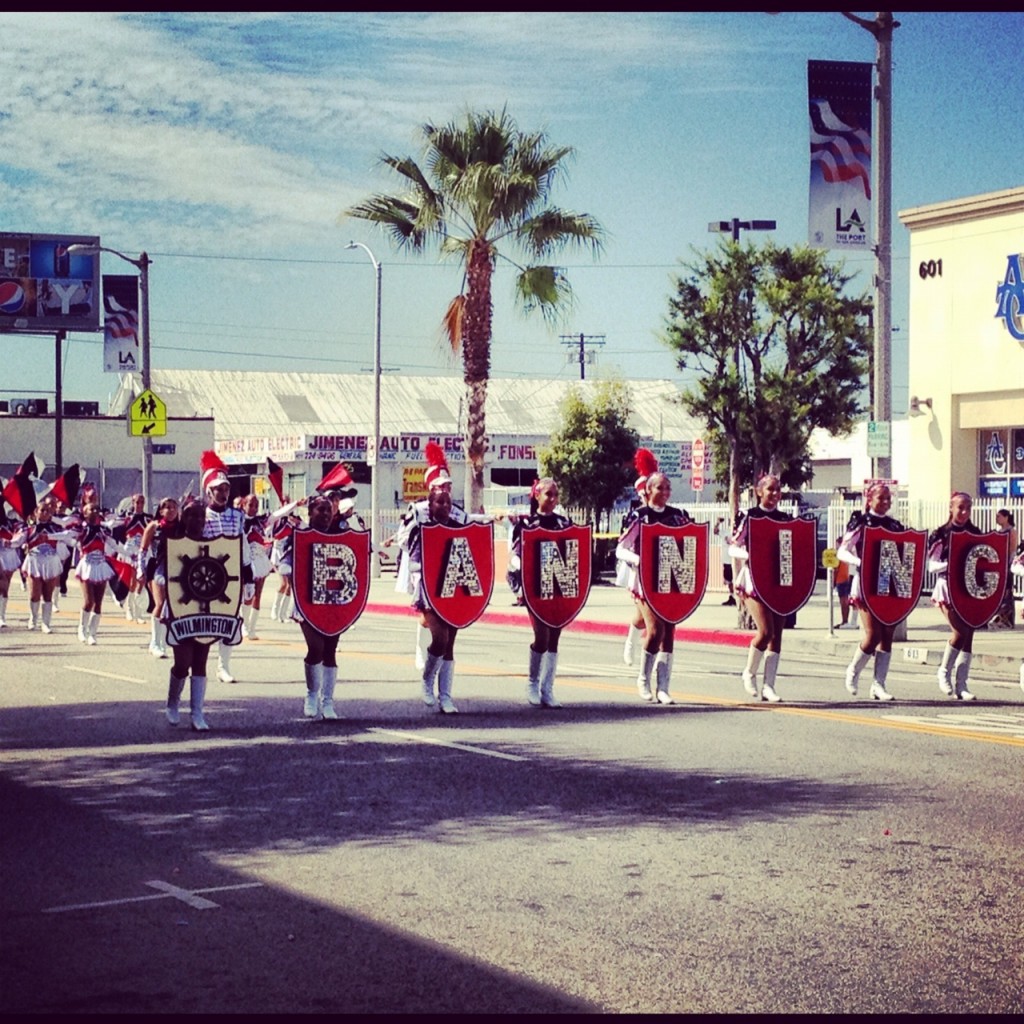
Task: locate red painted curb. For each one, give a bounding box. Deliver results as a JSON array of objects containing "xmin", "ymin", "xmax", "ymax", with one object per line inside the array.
[{"xmin": 364, "ymin": 602, "xmax": 753, "ymax": 649}]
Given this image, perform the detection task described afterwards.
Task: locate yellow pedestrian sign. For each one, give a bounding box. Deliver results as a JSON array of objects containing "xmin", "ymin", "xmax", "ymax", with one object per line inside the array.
[{"xmin": 129, "ymin": 389, "xmax": 167, "ymax": 437}]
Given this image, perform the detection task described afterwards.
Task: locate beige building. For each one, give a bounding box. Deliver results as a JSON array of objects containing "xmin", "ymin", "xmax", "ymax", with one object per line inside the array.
[{"xmin": 900, "ymin": 187, "xmax": 1024, "ymax": 506}]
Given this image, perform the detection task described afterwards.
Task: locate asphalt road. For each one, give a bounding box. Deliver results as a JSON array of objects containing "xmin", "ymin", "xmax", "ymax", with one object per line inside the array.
[{"xmin": 1, "ymin": 605, "xmax": 1023, "ymax": 1015}]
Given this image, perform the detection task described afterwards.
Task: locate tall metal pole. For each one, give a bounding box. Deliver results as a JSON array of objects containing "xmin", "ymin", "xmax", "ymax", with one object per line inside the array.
[
  {"xmin": 139, "ymin": 252, "xmax": 153, "ymax": 507},
  {"xmin": 54, "ymin": 329, "xmax": 65, "ymax": 477},
  {"xmin": 347, "ymin": 241, "xmax": 382, "ymax": 579}
]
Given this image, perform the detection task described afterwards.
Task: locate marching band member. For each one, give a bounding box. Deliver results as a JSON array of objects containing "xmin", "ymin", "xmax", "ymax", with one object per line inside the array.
[
  {"xmin": 118, "ymin": 493, "xmax": 153, "ymax": 623},
  {"xmin": 616, "ymin": 470, "xmax": 693, "ymax": 705},
  {"xmin": 0, "ymin": 503, "xmax": 24, "ymax": 628},
  {"xmin": 1012, "ymin": 540, "xmax": 1024, "ymax": 693},
  {"xmin": 14, "ymin": 497, "xmax": 78, "ymax": 633},
  {"xmin": 730, "ymin": 474, "xmax": 793, "ymax": 703},
  {"xmin": 928, "ymin": 491, "xmax": 982, "ymax": 701},
  {"xmin": 619, "ymin": 448, "xmax": 656, "ymax": 667},
  {"xmin": 73, "ymin": 498, "xmax": 118, "ymax": 645},
  {"xmin": 394, "ymin": 442, "xmax": 486, "ymax": 714},
  {"xmin": 269, "ymin": 509, "xmax": 302, "ymax": 622},
  {"xmin": 241, "ymin": 494, "xmax": 273, "ymax": 640},
  {"xmin": 837, "ymin": 482, "xmax": 906, "ymax": 701},
  {"xmin": 198, "ymin": 452, "xmax": 253, "ymax": 684},
  {"xmin": 138, "ymin": 497, "xmax": 181, "ymax": 657},
  {"xmin": 510, "ymin": 477, "xmax": 574, "ymax": 708}
]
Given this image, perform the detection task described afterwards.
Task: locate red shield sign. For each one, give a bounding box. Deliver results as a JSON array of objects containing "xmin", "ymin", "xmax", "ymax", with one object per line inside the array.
[
  {"xmin": 859, "ymin": 526, "xmax": 927, "ymax": 627},
  {"xmin": 747, "ymin": 515, "xmax": 818, "ymax": 617},
  {"xmin": 947, "ymin": 530, "xmax": 1010, "ymax": 629},
  {"xmin": 291, "ymin": 528, "xmax": 371, "ymax": 636},
  {"xmin": 521, "ymin": 524, "xmax": 592, "ymax": 629},
  {"xmin": 638, "ymin": 521, "xmax": 709, "ymax": 624},
  {"xmin": 421, "ymin": 521, "xmax": 495, "ymax": 629}
]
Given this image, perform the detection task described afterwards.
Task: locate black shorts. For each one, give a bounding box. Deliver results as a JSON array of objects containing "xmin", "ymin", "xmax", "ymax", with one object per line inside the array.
[{"xmin": 722, "ymin": 564, "xmax": 733, "ymax": 584}]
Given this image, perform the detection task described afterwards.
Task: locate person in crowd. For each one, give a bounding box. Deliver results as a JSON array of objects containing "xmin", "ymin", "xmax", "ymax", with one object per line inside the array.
[
  {"xmin": 117, "ymin": 493, "xmax": 153, "ymax": 623},
  {"xmin": 1012, "ymin": 539, "xmax": 1024, "ymax": 693},
  {"xmin": 989, "ymin": 508, "xmax": 1017, "ymax": 630},
  {"xmin": 269, "ymin": 507, "xmax": 303, "ymax": 622},
  {"xmin": 0, "ymin": 503, "xmax": 24, "ymax": 628},
  {"xmin": 393, "ymin": 442, "xmax": 490, "ymax": 714},
  {"xmin": 715, "ymin": 515, "xmax": 736, "ymax": 607},
  {"xmin": 836, "ymin": 483, "xmax": 907, "ymax": 700},
  {"xmin": 240, "ymin": 494, "xmax": 273, "ymax": 640},
  {"xmin": 138, "ymin": 497, "xmax": 181, "ymax": 658},
  {"xmin": 14, "ymin": 496, "xmax": 78, "ymax": 633},
  {"xmin": 72, "ymin": 498, "xmax": 118, "ymax": 645},
  {"xmin": 163, "ymin": 501, "xmax": 217, "ymax": 730},
  {"xmin": 510, "ymin": 477, "xmax": 574, "ymax": 708},
  {"xmin": 730, "ymin": 474, "xmax": 798, "ymax": 703},
  {"xmin": 928, "ymin": 491, "xmax": 982, "ymax": 701},
  {"xmin": 832, "ymin": 535, "xmax": 853, "ymax": 629},
  {"xmin": 616, "ymin": 470, "xmax": 692, "ymax": 705},
  {"xmin": 619, "ymin": 448, "xmax": 656, "ymax": 667}
]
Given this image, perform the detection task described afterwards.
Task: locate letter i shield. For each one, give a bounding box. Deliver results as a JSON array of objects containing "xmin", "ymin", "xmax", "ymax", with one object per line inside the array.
[{"xmin": 746, "ymin": 516, "xmax": 818, "ymax": 618}]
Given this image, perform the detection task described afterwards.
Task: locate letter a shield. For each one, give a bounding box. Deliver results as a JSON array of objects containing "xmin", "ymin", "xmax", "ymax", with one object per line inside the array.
[
  {"xmin": 638, "ymin": 521, "xmax": 709, "ymax": 624},
  {"xmin": 746, "ymin": 515, "xmax": 818, "ymax": 617},
  {"xmin": 947, "ymin": 530, "xmax": 1010, "ymax": 629},
  {"xmin": 421, "ymin": 521, "xmax": 494, "ymax": 629},
  {"xmin": 858, "ymin": 526, "xmax": 927, "ymax": 627},
  {"xmin": 521, "ymin": 523, "xmax": 592, "ymax": 629},
  {"xmin": 291, "ymin": 528, "xmax": 371, "ymax": 636}
]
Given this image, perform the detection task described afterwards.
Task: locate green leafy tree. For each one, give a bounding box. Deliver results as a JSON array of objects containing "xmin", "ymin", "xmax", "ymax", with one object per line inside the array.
[
  {"xmin": 662, "ymin": 241, "xmax": 871, "ymax": 521},
  {"xmin": 345, "ymin": 107, "xmax": 604, "ymax": 512},
  {"xmin": 538, "ymin": 380, "xmax": 639, "ymax": 529}
]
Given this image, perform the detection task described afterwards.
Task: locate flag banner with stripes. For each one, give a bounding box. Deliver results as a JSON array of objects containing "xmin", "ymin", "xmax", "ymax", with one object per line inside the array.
[{"xmin": 102, "ymin": 274, "xmax": 140, "ymax": 374}]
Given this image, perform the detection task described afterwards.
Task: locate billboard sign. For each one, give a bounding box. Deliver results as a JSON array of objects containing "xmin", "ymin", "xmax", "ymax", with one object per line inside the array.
[{"xmin": 0, "ymin": 233, "xmax": 100, "ymax": 332}]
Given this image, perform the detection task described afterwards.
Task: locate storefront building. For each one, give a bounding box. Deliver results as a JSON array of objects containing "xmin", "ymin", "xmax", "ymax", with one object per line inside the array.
[{"xmin": 900, "ymin": 187, "xmax": 1024, "ymax": 505}]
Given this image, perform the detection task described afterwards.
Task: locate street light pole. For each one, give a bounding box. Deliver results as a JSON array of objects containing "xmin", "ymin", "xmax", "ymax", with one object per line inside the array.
[
  {"xmin": 67, "ymin": 244, "xmax": 153, "ymax": 506},
  {"xmin": 346, "ymin": 241, "xmax": 382, "ymax": 579}
]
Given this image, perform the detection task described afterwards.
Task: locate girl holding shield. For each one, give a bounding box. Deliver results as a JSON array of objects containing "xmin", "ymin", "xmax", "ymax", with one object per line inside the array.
[
  {"xmin": 730, "ymin": 474, "xmax": 792, "ymax": 703},
  {"xmin": 511, "ymin": 477, "xmax": 574, "ymax": 708},
  {"xmin": 836, "ymin": 482, "xmax": 907, "ymax": 701},
  {"xmin": 927, "ymin": 491, "xmax": 982, "ymax": 701},
  {"xmin": 615, "ymin": 471, "xmax": 692, "ymax": 705}
]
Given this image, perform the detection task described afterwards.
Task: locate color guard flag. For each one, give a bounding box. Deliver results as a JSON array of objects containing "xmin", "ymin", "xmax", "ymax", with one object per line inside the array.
[
  {"xmin": 317, "ymin": 462, "xmax": 353, "ymax": 493},
  {"xmin": 267, "ymin": 458, "xmax": 285, "ymax": 505},
  {"xmin": 44, "ymin": 464, "xmax": 81, "ymax": 509},
  {"xmin": 2, "ymin": 451, "xmax": 42, "ymax": 518},
  {"xmin": 808, "ymin": 60, "xmax": 872, "ymax": 251}
]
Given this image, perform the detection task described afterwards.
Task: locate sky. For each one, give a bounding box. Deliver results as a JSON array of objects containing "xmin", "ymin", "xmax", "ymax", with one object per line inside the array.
[{"xmin": 0, "ymin": 11, "xmax": 1021, "ymax": 419}]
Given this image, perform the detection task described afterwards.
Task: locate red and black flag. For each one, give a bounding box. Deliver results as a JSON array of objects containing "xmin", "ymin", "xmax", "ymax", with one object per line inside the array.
[
  {"xmin": 317, "ymin": 462, "xmax": 354, "ymax": 494},
  {"xmin": 267, "ymin": 458, "xmax": 285, "ymax": 505},
  {"xmin": 2, "ymin": 451, "xmax": 42, "ymax": 518},
  {"xmin": 44, "ymin": 463, "xmax": 81, "ymax": 509}
]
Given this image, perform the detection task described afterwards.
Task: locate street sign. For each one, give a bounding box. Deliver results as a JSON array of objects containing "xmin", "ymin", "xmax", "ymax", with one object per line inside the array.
[
  {"xmin": 691, "ymin": 437, "xmax": 705, "ymax": 491},
  {"xmin": 152, "ymin": 443, "xmax": 176, "ymax": 455},
  {"xmin": 866, "ymin": 420, "xmax": 891, "ymax": 457},
  {"xmin": 128, "ymin": 388, "xmax": 166, "ymax": 438}
]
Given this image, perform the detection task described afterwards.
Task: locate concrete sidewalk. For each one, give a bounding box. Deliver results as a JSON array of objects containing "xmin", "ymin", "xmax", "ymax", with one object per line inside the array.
[{"xmin": 368, "ymin": 575, "xmax": 1024, "ymax": 685}]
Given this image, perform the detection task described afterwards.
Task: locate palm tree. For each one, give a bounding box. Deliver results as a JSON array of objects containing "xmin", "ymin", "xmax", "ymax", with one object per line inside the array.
[{"xmin": 345, "ymin": 108, "xmax": 604, "ymax": 512}]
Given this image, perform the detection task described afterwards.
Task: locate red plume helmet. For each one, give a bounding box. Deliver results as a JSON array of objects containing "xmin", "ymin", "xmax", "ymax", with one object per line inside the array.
[
  {"xmin": 424, "ymin": 441, "xmax": 452, "ymax": 491},
  {"xmin": 633, "ymin": 447, "xmax": 659, "ymax": 492},
  {"xmin": 200, "ymin": 450, "xmax": 230, "ymax": 493}
]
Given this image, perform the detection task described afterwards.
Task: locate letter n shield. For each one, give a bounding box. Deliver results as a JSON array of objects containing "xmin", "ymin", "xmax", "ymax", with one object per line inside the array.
[
  {"xmin": 521, "ymin": 524, "xmax": 592, "ymax": 629},
  {"xmin": 859, "ymin": 526, "xmax": 927, "ymax": 626},
  {"xmin": 421, "ymin": 521, "xmax": 495, "ymax": 629},
  {"xmin": 291, "ymin": 528, "xmax": 371, "ymax": 636},
  {"xmin": 947, "ymin": 530, "xmax": 1010, "ymax": 629},
  {"xmin": 747, "ymin": 516, "xmax": 818, "ymax": 617},
  {"xmin": 638, "ymin": 521, "xmax": 709, "ymax": 624}
]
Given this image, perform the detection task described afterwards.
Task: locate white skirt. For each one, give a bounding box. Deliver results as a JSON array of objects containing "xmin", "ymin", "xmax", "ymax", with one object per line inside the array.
[
  {"xmin": 24, "ymin": 550, "xmax": 63, "ymax": 580},
  {"xmin": 0, "ymin": 546, "xmax": 21, "ymax": 572},
  {"xmin": 75, "ymin": 552, "xmax": 115, "ymax": 583},
  {"xmin": 250, "ymin": 544, "xmax": 273, "ymax": 580}
]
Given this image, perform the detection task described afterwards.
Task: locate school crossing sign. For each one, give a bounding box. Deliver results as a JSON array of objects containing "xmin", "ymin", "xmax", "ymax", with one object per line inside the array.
[{"xmin": 128, "ymin": 388, "xmax": 166, "ymax": 437}]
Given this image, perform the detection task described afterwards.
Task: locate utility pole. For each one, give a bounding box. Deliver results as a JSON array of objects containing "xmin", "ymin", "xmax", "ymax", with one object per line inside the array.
[{"xmin": 560, "ymin": 332, "xmax": 606, "ymax": 380}]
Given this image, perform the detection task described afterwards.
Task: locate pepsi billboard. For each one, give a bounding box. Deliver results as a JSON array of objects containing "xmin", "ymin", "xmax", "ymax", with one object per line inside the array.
[{"xmin": 0, "ymin": 233, "xmax": 100, "ymax": 333}]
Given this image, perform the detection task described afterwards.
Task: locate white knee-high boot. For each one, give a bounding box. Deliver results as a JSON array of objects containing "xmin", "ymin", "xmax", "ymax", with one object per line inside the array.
[
  {"xmin": 437, "ymin": 659, "xmax": 458, "ymax": 714},
  {"xmin": 166, "ymin": 671, "xmax": 186, "ymax": 725},
  {"xmin": 540, "ymin": 651, "xmax": 561, "ymax": 709},
  {"xmin": 86, "ymin": 611, "xmax": 100, "ymax": 645},
  {"xmin": 190, "ymin": 675, "xmax": 209, "ymax": 731},
  {"xmin": 845, "ymin": 648, "xmax": 872, "ymax": 696},
  {"xmin": 304, "ymin": 662, "xmax": 322, "ymax": 718},
  {"xmin": 761, "ymin": 652, "xmax": 781, "ymax": 702},
  {"xmin": 247, "ymin": 607, "xmax": 260, "ymax": 640},
  {"xmin": 415, "ymin": 623, "xmax": 428, "ymax": 670},
  {"xmin": 421, "ymin": 651, "xmax": 441, "ymax": 707},
  {"xmin": 937, "ymin": 643, "xmax": 957, "ymax": 696},
  {"xmin": 527, "ymin": 647, "xmax": 543, "ymax": 706},
  {"xmin": 742, "ymin": 646, "xmax": 763, "ymax": 698},
  {"xmin": 320, "ymin": 665, "xmax": 339, "ymax": 719},
  {"xmin": 28, "ymin": 600, "xmax": 40, "ymax": 629},
  {"xmin": 623, "ymin": 624, "xmax": 642, "ymax": 666},
  {"xmin": 0, "ymin": 595, "xmax": 7, "ymax": 627},
  {"xmin": 953, "ymin": 650, "xmax": 975, "ymax": 701},
  {"xmin": 870, "ymin": 650, "xmax": 894, "ymax": 701},
  {"xmin": 637, "ymin": 650, "xmax": 655, "ymax": 702},
  {"xmin": 655, "ymin": 652, "xmax": 674, "ymax": 705},
  {"xmin": 79, "ymin": 609, "xmax": 89, "ymax": 643},
  {"xmin": 217, "ymin": 642, "xmax": 236, "ymax": 683},
  {"xmin": 40, "ymin": 601, "xmax": 53, "ymax": 634}
]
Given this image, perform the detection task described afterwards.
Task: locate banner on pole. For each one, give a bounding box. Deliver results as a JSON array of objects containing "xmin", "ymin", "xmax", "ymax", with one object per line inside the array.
[{"xmin": 808, "ymin": 60, "xmax": 872, "ymax": 251}]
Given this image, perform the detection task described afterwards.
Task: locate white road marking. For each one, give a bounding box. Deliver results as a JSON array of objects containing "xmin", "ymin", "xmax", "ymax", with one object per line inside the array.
[
  {"xmin": 882, "ymin": 711, "xmax": 1024, "ymax": 738},
  {"xmin": 42, "ymin": 881, "xmax": 263, "ymax": 914},
  {"xmin": 63, "ymin": 665, "xmax": 149, "ymax": 685},
  {"xmin": 367, "ymin": 727, "xmax": 528, "ymax": 761}
]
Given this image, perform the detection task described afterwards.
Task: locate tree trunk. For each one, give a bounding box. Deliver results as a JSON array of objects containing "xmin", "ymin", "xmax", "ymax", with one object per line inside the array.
[{"xmin": 461, "ymin": 240, "xmax": 494, "ymax": 514}]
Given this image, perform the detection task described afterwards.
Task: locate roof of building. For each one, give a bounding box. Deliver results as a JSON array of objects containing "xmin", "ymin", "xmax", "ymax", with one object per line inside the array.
[{"xmin": 111, "ymin": 370, "xmax": 706, "ymax": 442}]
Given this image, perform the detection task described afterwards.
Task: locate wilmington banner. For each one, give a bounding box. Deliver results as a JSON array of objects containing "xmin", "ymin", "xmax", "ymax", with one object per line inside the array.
[{"xmin": 808, "ymin": 60, "xmax": 872, "ymax": 251}]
